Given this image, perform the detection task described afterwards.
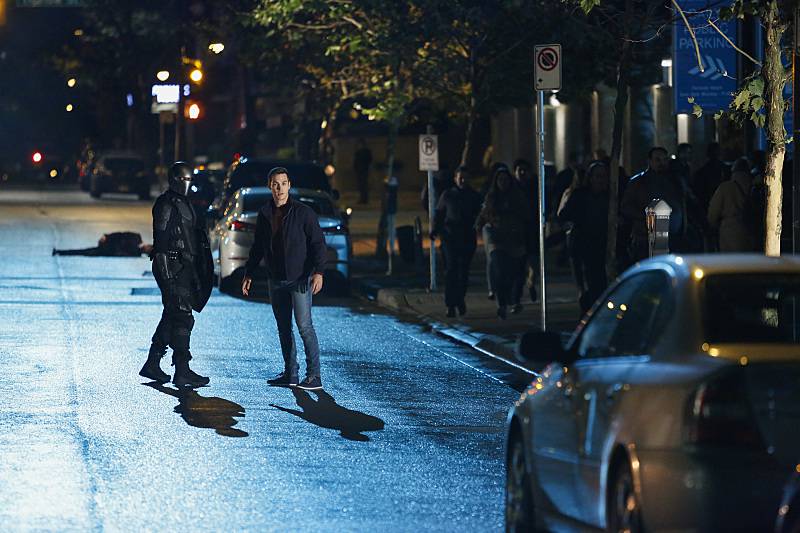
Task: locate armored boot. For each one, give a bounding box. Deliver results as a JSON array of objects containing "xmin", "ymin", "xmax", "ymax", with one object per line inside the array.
[
  {"xmin": 139, "ymin": 343, "xmax": 171, "ymax": 383},
  {"xmin": 172, "ymin": 350, "xmax": 210, "ymax": 388}
]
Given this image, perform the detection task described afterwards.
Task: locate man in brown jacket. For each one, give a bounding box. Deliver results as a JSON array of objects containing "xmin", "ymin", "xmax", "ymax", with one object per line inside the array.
[{"xmin": 707, "ymin": 157, "xmax": 760, "ymax": 252}]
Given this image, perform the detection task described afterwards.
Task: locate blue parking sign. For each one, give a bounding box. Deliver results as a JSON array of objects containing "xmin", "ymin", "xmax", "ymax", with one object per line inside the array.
[{"xmin": 673, "ymin": 0, "xmax": 738, "ymax": 114}]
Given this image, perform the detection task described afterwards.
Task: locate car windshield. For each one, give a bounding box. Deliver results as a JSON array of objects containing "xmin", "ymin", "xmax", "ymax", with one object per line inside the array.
[
  {"xmin": 104, "ymin": 158, "xmax": 144, "ymax": 172},
  {"xmin": 242, "ymin": 192, "xmax": 335, "ymax": 217},
  {"xmin": 704, "ymin": 274, "xmax": 800, "ymax": 343}
]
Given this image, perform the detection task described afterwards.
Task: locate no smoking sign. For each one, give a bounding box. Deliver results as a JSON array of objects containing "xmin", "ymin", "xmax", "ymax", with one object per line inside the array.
[{"xmin": 534, "ymin": 44, "xmax": 562, "ymax": 91}]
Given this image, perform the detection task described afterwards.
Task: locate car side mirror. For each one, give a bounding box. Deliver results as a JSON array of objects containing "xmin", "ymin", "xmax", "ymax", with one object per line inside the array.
[{"xmin": 516, "ymin": 330, "xmax": 576, "ymax": 366}]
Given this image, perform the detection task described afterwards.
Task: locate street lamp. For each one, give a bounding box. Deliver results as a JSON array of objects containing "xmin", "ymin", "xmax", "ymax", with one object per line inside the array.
[
  {"xmin": 208, "ymin": 42, "xmax": 225, "ymax": 54},
  {"xmin": 67, "ymin": 78, "xmax": 76, "ymax": 88},
  {"xmin": 156, "ymin": 70, "xmax": 170, "ymax": 82},
  {"xmin": 187, "ymin": 103, "xmax": 200, "ymax": 120},
  {"xmin": 66, "ymin": 104, "xmax": 74, "ymax": 112},
  {"xmin": 189, "ymin": 68, "xmax": 203, "ymax": 83}
]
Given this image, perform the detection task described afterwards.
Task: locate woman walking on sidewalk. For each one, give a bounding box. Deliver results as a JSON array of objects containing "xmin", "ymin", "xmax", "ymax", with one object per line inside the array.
[{"xmin": 475, "ymin": 164, "xmax": 530, "ymax": 319}]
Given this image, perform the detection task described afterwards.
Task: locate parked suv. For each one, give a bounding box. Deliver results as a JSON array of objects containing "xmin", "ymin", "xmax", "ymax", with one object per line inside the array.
[{"xmin": 89, "ymin": 152, "xmax": 152, "ymax": 200}]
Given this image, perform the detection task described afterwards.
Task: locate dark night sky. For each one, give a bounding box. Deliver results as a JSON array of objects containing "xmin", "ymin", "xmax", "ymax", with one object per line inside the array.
[{"xmin": 0, "ymin": 5, "xmax": 84, "ymax": 165}]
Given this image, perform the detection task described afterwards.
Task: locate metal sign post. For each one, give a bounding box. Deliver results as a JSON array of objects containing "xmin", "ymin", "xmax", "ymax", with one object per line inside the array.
[
  {"xmin": 534, "ymin": 44, "xmax": 561, "ymax": 331},
  {"xmin": 419, "ymin": 126, "xmax": 439, "ymax": 291},
  {"xmin": 536, "ymin": 91, "xmax": 547, "ymax": 331}
]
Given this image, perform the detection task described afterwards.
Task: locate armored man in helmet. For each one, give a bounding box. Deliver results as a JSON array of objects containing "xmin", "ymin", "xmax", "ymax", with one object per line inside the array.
[{"xmin": 139, "ymin": 162, "xmax": 214, "ymax": 387}]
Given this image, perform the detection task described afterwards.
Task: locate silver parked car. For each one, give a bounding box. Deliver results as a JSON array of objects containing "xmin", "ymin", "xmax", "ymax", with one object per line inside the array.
[
  {"xmin": 505, "ymin": 254, "xmax": 800, "ymax": 532},
  {"xmin": 208, "ymin": 186, "xmax": 350, "ymax": 292}
]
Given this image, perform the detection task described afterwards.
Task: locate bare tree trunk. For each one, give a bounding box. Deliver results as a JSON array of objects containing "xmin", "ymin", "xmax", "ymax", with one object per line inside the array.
[
  {"xmin": 762, "ymin": 2, "xmax": 787, "ymax": 256},
  {"xmin": 606, "ymin": 0, "xmax": 634, "ymax": 278},
  {"xmin": 460, "ymin": 47, "xmax": 479, "ymax": 168},
  {"xmin": 460, "ymin": 101, "xmax": 477, "ymax": 167}
]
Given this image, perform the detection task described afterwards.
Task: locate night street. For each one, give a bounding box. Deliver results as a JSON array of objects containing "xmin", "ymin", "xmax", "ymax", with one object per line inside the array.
[{"xmin": 0, "ymin": 191, "xmax": 527, "ymax": 531}]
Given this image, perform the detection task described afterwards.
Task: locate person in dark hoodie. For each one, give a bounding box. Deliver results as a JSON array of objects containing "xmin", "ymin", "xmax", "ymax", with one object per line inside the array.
[
  {"xmin": 431, "ymin": 166, "xmax": 483, "ymax": 317},
  {"xmin": 558, "ymin": 160, "xmax": 610, "ymax": 313},
  {"xmin": 241, "ymin": 167, "xmax": 327, "ymax": 391}
]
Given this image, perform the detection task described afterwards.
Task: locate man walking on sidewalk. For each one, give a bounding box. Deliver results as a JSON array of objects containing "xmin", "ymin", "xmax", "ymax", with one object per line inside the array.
[
  {"xmin": 431, "ymin": 166, "xmax": 482, "ymax": 317},
  {"xmin": 241, "ymin": 167, "xmax": 327, "ymax": 391}
]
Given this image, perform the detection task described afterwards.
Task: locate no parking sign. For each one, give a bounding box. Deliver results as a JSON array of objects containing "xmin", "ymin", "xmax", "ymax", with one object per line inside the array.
[{"xmin": 534, "ymin": 44, "xmax": 561, "ymax": 91}]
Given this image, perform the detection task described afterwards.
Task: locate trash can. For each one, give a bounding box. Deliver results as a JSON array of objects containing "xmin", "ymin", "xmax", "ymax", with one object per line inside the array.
[{"xmin": 396, "ymin": 225, "xmax": 415, "ymax": 263}]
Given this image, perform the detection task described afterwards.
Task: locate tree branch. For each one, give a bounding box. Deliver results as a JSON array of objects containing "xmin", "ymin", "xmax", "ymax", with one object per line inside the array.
[
  {"xmin": 672, "ymin": 0, "xmax": 704, "ymax": 72},
  {"xmin": 706, "ymin": 17, "xmax": 761, "ymax": 66}
]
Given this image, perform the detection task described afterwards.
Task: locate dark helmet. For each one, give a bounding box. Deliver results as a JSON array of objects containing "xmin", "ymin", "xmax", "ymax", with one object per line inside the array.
[{"xmin": 169, "ymin": 161, "xmax": 193, "ymax": 196}]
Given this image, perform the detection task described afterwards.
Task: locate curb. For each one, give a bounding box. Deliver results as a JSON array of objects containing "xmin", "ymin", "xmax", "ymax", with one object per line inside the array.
[{"xmin": 354, "ymin": 278, "xmax": 538, "ymax": 375}]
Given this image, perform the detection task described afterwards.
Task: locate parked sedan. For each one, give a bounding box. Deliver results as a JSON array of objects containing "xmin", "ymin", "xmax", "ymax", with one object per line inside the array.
[
  {"xmin": 506, "ymin": 254, "xmax": 800, "ymax": 532},
  {"xmin": 88, "ymin": 152, "xmax": 151, "ymax": 199},
  {"xmin": 207, "ymin": 157, "xmax": 335, "ymax": 221},
  {"xmin": 209, "ymin": 186, "xmax": 350, "ymax": 294}
]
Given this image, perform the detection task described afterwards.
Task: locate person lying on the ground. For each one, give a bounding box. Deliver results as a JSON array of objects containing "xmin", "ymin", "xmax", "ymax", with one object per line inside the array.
[{"xmin": 52, "ymin": 231, "xmax": 153, "ymax": 257}]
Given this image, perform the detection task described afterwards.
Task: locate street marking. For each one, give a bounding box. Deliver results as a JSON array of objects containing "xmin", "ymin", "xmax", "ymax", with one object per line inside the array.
[{"xmin": 390, "ymin": 324, "xmax": 507, "ymax": 385}]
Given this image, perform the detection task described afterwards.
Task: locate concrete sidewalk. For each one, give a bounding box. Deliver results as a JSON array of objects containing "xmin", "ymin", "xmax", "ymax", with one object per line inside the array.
[{"xmin": 342, "ymin": 189, "xmax": 583, "ymax": 372}]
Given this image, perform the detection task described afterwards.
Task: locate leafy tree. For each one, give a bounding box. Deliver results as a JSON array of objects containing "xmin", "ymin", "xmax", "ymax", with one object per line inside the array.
[
  {"xmin": 693, "ymin": 0, "xmax": 792, "ymax": 255},
  {"xmin": 52, "ymin": 1, "xmax": 196, "ymax": 154},
  {"xmin": 415, "ymin": 1, "xmax": 552, "ymax": 167}
]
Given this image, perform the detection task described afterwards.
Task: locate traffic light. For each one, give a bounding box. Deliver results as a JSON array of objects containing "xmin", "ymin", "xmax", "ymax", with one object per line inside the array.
[
  {"xmin": 185, "ymin": 101, "xmax": 202, "ymax": 120},
  {"xmin": 32, "ymin": 152, "xmax": 43, "ymax": 164}
]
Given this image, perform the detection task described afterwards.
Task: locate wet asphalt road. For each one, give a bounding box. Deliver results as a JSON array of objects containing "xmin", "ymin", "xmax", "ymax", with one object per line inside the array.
[{"xmin": 0, "ymin": 190, "xmax": 530, "ymax": 531}]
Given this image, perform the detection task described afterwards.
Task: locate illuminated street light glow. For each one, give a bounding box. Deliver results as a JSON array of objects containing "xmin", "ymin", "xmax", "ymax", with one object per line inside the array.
[
  {"xmin": 67, "ymin": 78, "xmax": 76, "ymax": 88},
  {"xmin": 324, "ymin": 164, "xmax": 335, "ymax": 177},
  {"xmin": 190, "ymin": 69, "xmax": 203, "ymax": 83},
  {"xmin": 32, "ymin": 152, "xmax": 42, "ymax": 163},
  {"xmin": 49, "ymin": 169, "xmax": 58, "ymax": 178},
  {"xmin": 188, "ymin": 103, "xmax": 201, "ymax": 120},
  {"xmin": 156, "ymin": 70, "xmax": 170, "ymax": 82},
  {"xmin": 208, "ymin": 43, "xmax": 225, "ymax": 54},
  {"xmin": 66, "ymin": 104, "xmax": 74, "ymax": 112},
  {"xmin": 73, "ymin": 28, "xmax": 83, "ymax": 37}
]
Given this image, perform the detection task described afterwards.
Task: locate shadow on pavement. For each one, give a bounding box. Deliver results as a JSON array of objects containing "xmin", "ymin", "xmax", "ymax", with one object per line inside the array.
[
  {"xmin": 271, "ymin": 389, "xmax": 384, "ymax": 442},
  {"xmin": 144, "ymin": 382, "xmax": 248, "ymax": 437}
]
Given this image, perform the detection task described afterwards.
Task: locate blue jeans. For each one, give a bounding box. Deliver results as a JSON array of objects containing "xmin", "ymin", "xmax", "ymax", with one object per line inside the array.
[{"xmin": 269, "ymin": 279, "xmax": 320, "ymax": 380}]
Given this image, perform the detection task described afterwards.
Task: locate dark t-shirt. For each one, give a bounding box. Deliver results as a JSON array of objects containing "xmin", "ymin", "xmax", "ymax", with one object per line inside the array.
[{"xmin": 270, "ymin": 202, "xmax": 290, "ymax": 280}]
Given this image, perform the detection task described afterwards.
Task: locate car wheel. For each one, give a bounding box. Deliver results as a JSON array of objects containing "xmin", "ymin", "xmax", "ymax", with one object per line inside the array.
[
  {"xmin": 505, "ymin": 432, "xmax": 535, "ymax": 533},
  {"xmin": 606, "ymin": 458, "xmax": 643, "ymax": 533}
]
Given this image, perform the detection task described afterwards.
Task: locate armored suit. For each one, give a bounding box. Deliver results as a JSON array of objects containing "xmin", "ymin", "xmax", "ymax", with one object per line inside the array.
[{"xmin": 140, "ymin": 162, "xmax": 213, "ymax": 387}]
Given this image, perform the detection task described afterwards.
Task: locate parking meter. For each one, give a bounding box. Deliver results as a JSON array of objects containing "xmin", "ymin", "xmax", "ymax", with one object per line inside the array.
[{"xmin": 645, "ymin": 198, "xmax": 672, "ymax": 257}]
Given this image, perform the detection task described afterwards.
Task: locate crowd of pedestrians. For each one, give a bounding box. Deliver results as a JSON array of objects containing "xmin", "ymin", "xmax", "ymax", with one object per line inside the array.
[{"xmin": 426, "ymin": 141, "xmax": 770, "ymax": 319}]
